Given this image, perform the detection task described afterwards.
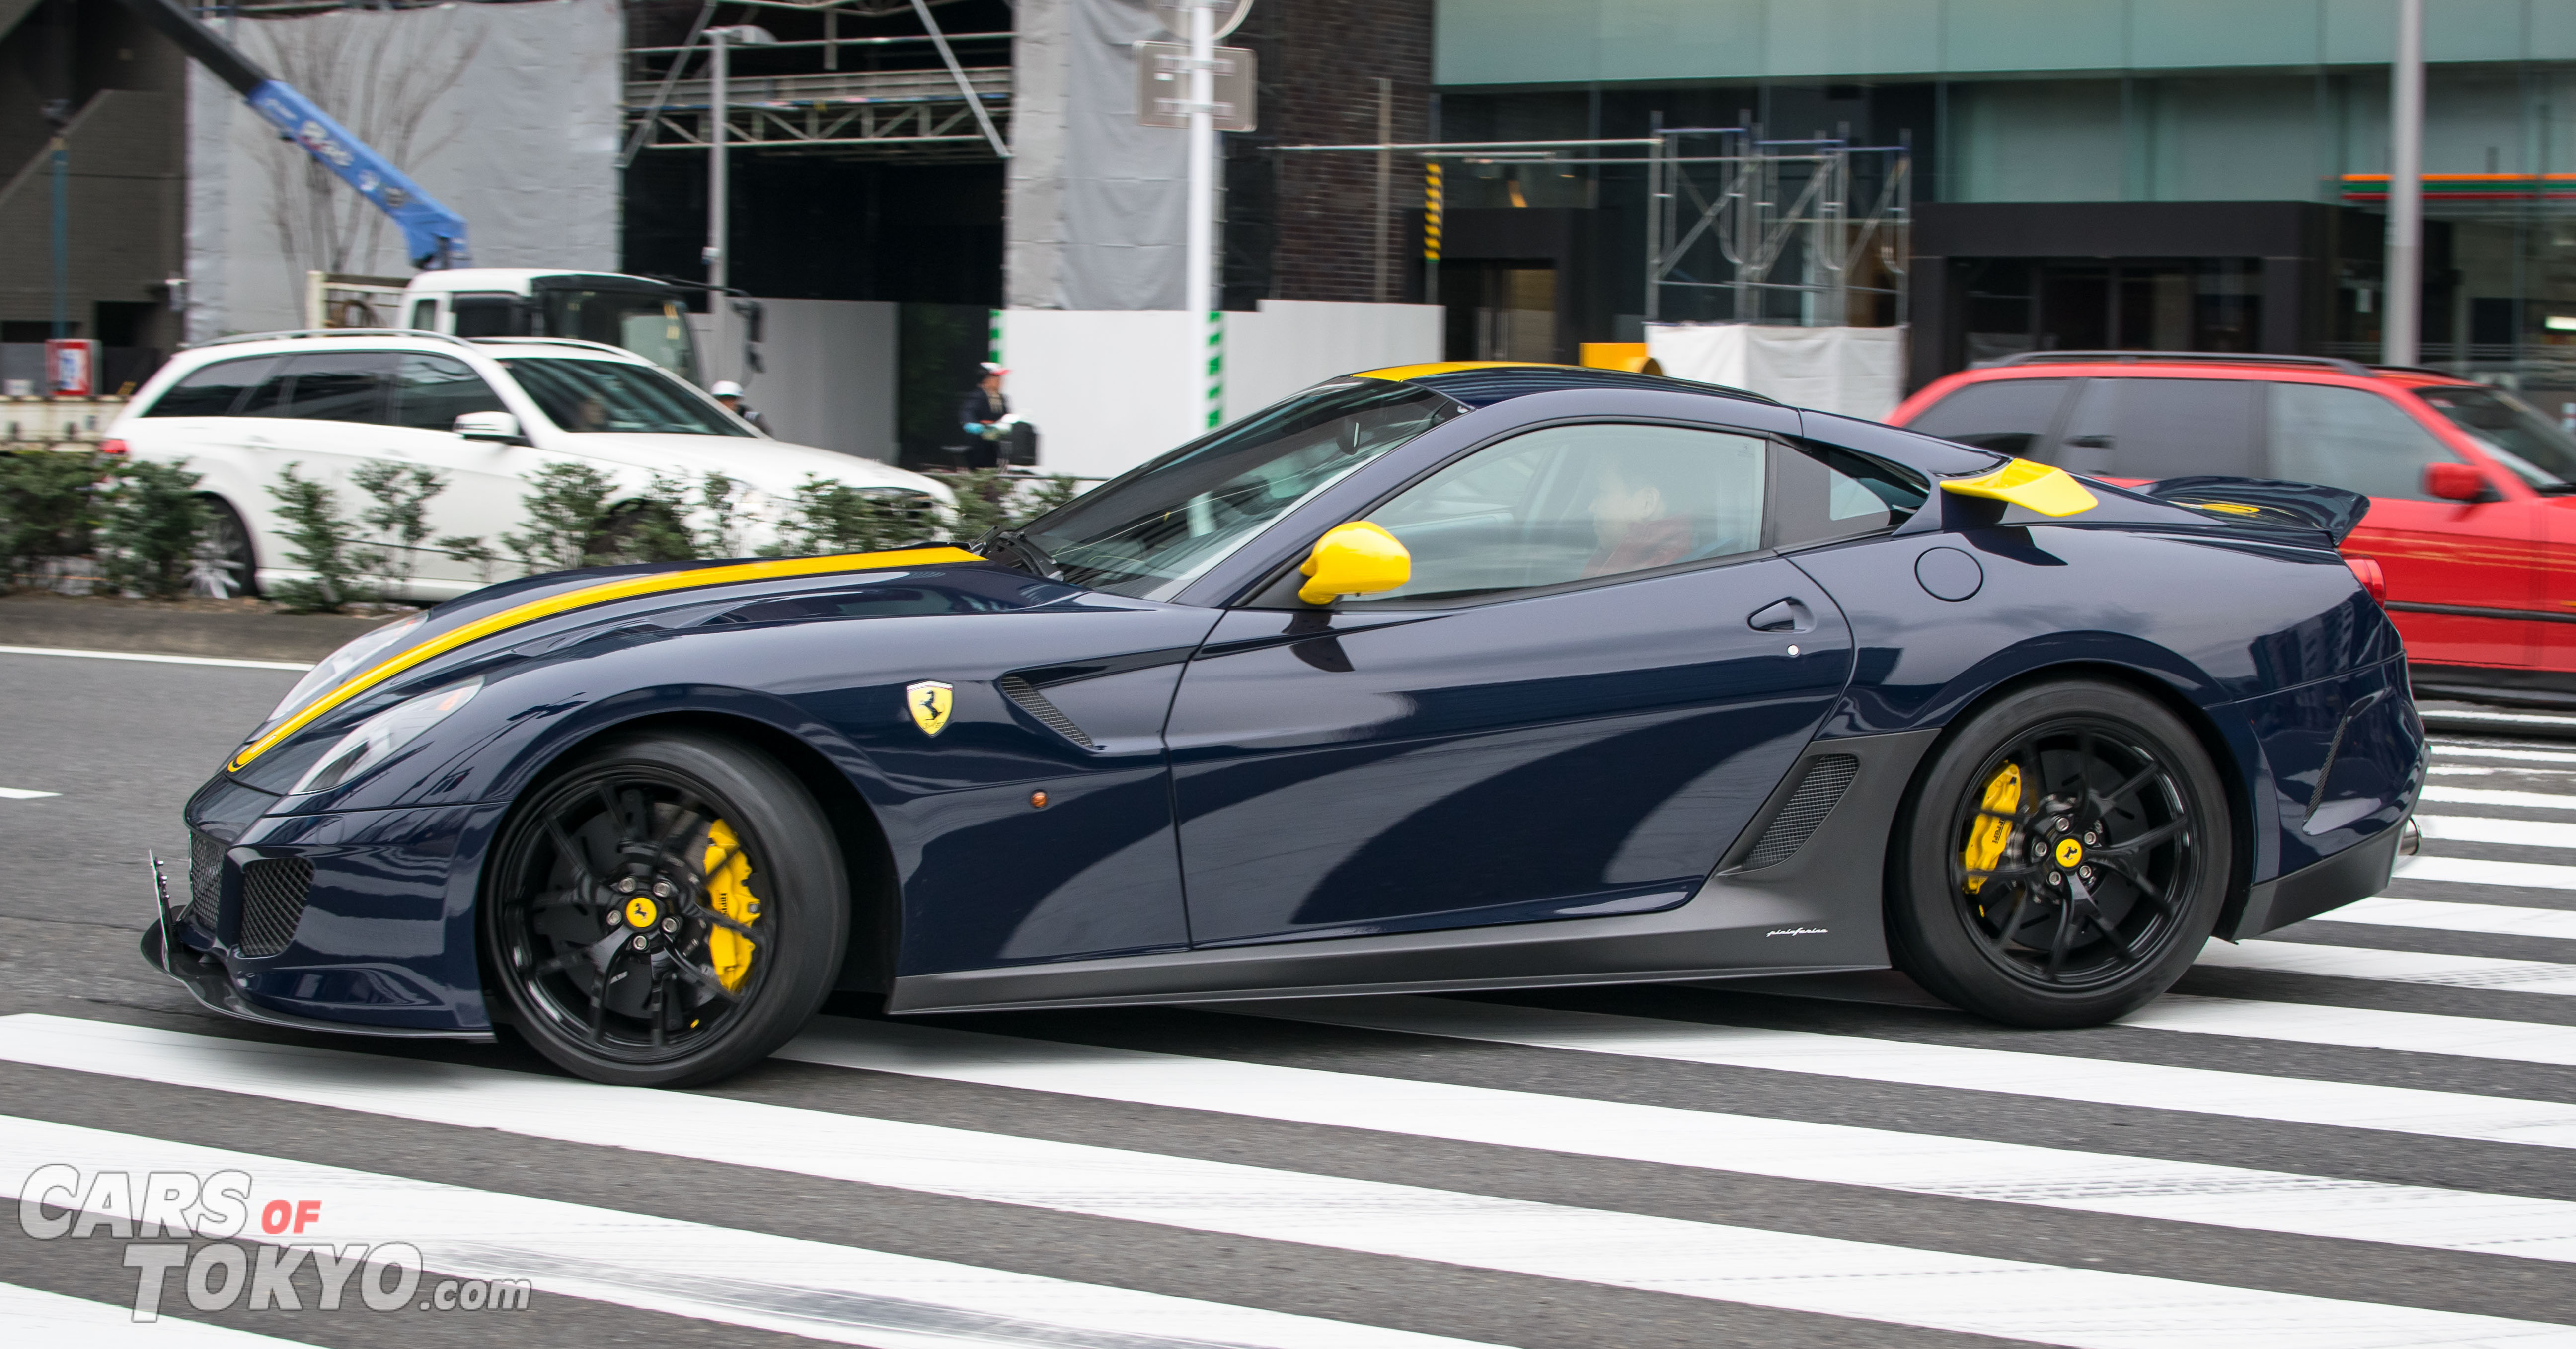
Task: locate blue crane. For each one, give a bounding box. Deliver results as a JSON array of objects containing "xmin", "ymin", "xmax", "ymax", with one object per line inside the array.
[{"xmin": 111, "ymin": 0, "xmax": 471, "ymax": 269}]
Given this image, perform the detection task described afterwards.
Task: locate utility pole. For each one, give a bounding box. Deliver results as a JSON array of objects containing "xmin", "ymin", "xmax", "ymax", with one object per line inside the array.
[
  {"xmin": 44, "ymin": 100, "xmax": 71, "ymax": 341},
  {"xmin": 1185, "ymin": 0, "xmax": 1218, "ymax": 430},
  {"xmin": 2384, "ymin": 0, "xmax": 2424, "ymax": 366},
  {"xmin": 703, "ymin": 24, "xmax": 774, "ymax": 385}
]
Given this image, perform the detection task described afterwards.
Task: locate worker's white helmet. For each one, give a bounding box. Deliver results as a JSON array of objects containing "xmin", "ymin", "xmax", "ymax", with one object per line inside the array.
[{"xmin": 710, "ymin": 380, "xmax": 746, "ymax": 398}]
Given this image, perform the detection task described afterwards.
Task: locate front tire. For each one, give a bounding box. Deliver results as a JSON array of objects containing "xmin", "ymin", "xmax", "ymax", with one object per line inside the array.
[
  {"xmin": 1888, "ymin": 679, "xmax": 2230, "ymax": 1028},
  {"xmin": 482, "ymin": 731, "xmax": 847, "ymax": 1086}
]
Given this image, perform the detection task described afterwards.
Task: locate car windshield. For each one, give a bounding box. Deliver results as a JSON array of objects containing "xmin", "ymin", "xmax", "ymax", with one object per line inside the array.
[
  {"xmin": 540, "ymin": 288, "xmax": 700, "ymax": 384},
  {"xmin": 501, "ymin": 357, "xmax": 751, "ymax": 437},
  {"xmin": 1023, "ymin": 380, "xmax": 1465, "ymax": 600},
  {"xmin": 2413, "ymin": 385, "xmax": 2576, "ymax": 493}
]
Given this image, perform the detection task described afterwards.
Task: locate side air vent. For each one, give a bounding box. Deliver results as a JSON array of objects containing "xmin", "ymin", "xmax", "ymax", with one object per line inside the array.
[
  {"xmin": 997, "ymin": 674, "xmax": 1097, "ymax": 749},
  {"xmin": 185, "ymin": 831, "xmax": 227, "ymax": 934},
  {"xmin": 237, "ymin": 858, "xmax": 314, "ymax": 958},
  {"xmin": 1743, "ymin": 755, "xmax": 1859, "ymax": 869}
]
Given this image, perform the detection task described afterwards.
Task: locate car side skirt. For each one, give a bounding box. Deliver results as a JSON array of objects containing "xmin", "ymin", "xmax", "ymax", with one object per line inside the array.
[{"xmin": 888, "ymin": 729, "xmax": 1939, "ymax": 1015}]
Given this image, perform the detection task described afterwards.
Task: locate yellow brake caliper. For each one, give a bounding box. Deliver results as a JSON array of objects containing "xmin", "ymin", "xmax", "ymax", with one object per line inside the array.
[
  {"xmin": 703, "ymin": 820, "xmax": 760, "ymax": 993},
  {"xmin": 1962, "ymin": 762, "xmax": 2022, "ymax": 899}
]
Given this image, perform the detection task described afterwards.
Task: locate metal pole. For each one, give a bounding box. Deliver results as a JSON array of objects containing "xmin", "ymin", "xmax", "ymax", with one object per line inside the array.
[
  {"xmin": 1186, "ymin": 0, "xmax": 1216, "ymax": 428},
  {"xmin": 2385, "ymin": 0, "xmax": 2423, "ymax": 366},
  {"xmin": 910, "ymin": 0, "xmax": 1010, "ymax": 160},
  {"xmin": 706, "ymin": 29, "xmax": 730, "ymax": 383},
  {"xmin": 1374, "ymin": 77, "xmax": 1391, "ymax": 303},
  {"xmin": 48, "ymin": 128, "xmax": 68, "ymax": 341}
]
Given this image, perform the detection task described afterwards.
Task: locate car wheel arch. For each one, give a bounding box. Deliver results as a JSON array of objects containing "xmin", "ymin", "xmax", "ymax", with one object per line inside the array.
[
  {"xmin": 470, "ymin": 707, "xmax": 903, "ymax": 1008},
  {"xmin": 1885, "ymin": 657, "xmax": 2258, "ymax": 944}
]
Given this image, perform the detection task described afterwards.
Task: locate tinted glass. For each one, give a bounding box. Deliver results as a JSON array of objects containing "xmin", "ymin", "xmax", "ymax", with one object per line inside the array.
[
  {"xmin": 450, "ymin": 295, "xmax": 523, "ymax": 338},
  {"xmin": 2413, "ymin": 385, "xmax": 2576, "ymax": 493},
  {"xmin": 500, "ymin": 358, "xmax": 749, "ymax": 437},
  {"xmin": 2268, "ymin": 382, "xmax": 2461, "ymax": 501},
  {"xmin": 1905, "ymin": 377, "xmax": 2071, "ymax": 456},
  {"xmin": 143, "ymin": 356, "xmax": 275, "ymax": 418},
  {"xmin": 541, "ymin": 288, "xmax": 699, "ymax": 383},
  {"xmin": 236, "ymin": 363, "xmax": 295, "ymax": 417},
  {"xmin": 1025, "ymin": 380, "xmax": 1462, "ymax": 600},
  {"xmin": 1770, "ymin": 441, "xmax": 1929, "ymax": 547},
  {"xmin": 1352, "ymin": 423, "xmax": 1767, "ymax": 603},
  {"xmin": 2055, "ymin": 377, "xmax": 2260, "ymax": 478},
  {"xmin": 391, "ymin": 354, "xmax": 508, "ymax": 431},
  {"xmin": 276, "ymin": 352, "xmax": 395, "ymax": 424}
]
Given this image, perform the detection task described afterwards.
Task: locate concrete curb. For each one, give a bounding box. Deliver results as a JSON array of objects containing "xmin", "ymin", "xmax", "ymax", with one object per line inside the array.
[{"xmin": 0, "ymin": 592, "xmax": 402, "ymax": 664}]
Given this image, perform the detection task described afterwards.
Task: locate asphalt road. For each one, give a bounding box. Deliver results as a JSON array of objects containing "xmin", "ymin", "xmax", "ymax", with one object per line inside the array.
[{"xmin": 4, "ymin": 647, "xmax": 2575, "ymax": 1349}]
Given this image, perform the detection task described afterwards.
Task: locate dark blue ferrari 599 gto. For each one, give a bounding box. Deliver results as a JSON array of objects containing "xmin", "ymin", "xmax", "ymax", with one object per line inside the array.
[{"xmin": 152, "ymin": 362, "xmax": 2425, "ymax": 1086}]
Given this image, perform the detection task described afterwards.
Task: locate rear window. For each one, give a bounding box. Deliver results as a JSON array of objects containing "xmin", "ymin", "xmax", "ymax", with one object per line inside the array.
[
  {"xmin": 1905, "ymin": 377, "xmax": 2071, "ymax": 457},
  {"xmin": 2053, "ymin": 377, "xmax": 2261, "ymax": 479},
  {"xmin": 143, "ymin": 356, "xmax": 276, "ymax": 418}
]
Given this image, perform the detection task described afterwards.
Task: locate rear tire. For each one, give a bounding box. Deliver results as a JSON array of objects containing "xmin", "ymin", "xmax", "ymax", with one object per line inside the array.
[
  {"xmin": 481, "ymin": 731, "xmax": 847, "ymax": 1086},
  {"xmin": 195, "ymin": 495, "xmax": 258, "ymax": 599},
  {"xmin": 1888, "ymin": 679, "xmax": 2229, "ymax": 1028}
]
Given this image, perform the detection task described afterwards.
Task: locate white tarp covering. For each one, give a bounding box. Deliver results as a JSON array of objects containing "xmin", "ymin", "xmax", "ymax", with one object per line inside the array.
[
  {"xmin": 1005, "ymin": 0, "xmax": 1191, "ymax": 310},
  {"xmin": 690, "ymin": 300, "xmax": 900, "ymax": 462},
  {"xmin": 1646, "ymin": 324, "xmax": 1908, "ymax": 421},
  {"xmin": 184, "ymin": 0, "xmax": 621, "ymax": 341},
  {"xmin": 1000, "ymin": 301, "xmax": 1442, "ymax": 479}
]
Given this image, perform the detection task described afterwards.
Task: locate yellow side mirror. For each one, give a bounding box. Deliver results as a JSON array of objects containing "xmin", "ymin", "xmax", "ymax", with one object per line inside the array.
[{"xmin": 1298, "ymin": 522, "xmax": 1411, "ymax": 605}]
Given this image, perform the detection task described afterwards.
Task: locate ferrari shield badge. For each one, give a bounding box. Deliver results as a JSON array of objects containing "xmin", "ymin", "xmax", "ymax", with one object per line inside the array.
[{"xmin": 905, "ymin": 680, "xmax": 955, "ymax": 737}]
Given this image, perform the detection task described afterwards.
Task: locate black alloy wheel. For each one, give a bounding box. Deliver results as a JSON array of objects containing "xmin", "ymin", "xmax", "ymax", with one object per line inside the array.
[
  {"xmin": 195, "ymin": 496, "xmax": 258, "ymax": 598},
  {"xmin": 1889, "ymin": 680, "xmax": 2230, "ymax": 1027},
  {"xmin": 482, "ymin": 731, "xmax": 847, "ymax": 1087}
]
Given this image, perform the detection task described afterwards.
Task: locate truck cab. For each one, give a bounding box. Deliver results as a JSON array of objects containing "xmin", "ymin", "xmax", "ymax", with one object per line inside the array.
[{"xmin": 398, "ymin": 270, "xmax": 703, "ymax": 387}]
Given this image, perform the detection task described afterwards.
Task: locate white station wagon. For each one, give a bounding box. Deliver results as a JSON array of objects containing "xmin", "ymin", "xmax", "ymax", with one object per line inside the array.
[{"xmin": 108, "ymin": 330, "xmax": 951, "ymax": 602}]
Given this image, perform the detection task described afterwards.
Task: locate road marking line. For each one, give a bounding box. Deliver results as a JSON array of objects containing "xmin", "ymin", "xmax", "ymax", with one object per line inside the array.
[
  {"xmin": 2197, "ymin": 939, "xmax": 2576, "ymax": 994},
  {"xmin": 2122, "ymin": 994, "xmax": 2576, "ymax": 1065},
  {"xmin": 1232, "ymin": 997, "xmax": 2576, "ymax": 1149},
  {"xmin": 11, "ymin": 1018, "xmax": 2576, "ymax": 1344},
  {"xmin": 0, "ymin": 1113, "xmax": 1494, "ymax": 1349},
  {"xmin": 2423, "ymin": 784, "xmax": 2576, "ymax": 811},
  {"xmin": 0, "ymin": 787, "xmax": 59, "ymax": 800},
  {"xmin": 2419, "ymin": 816, "xmax": 2576, "ymax": 849},
  {"xmin": 2433, "ymin": 743, "xmax": 2576, "ymax": 764},
  {"xmin": 2398, "ymin": 854, "xmax": 2576, "ymax": 889},
  {"xmin": 0, "ymin": 1280, "xmax": 323, "ymax": 1346},
  {"xmin": 0, "ymin": 645, "xmax": 313, "ymax": 672},
  {"xmin": 2321, "ymin": 897, "xmax": 2576, "ymax": 941}
]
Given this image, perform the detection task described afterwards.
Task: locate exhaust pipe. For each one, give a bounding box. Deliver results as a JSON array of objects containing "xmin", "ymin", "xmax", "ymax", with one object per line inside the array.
[{"xmin": 2399, "ymin": 817, "xmax": 2422, "ymax": 856}]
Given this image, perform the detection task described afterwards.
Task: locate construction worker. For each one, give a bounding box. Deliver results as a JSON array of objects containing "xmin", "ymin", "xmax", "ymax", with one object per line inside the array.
[
  {"xmin": 709, "ymin": 380, "xmax": 772, "ymax": 435},
  {"xmin": 956, "ymin": 363, "xmax": 1036, "ymax": 469}
]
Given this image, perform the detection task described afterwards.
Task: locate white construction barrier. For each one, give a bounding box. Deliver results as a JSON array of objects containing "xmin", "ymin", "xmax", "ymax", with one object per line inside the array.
[
  {"xmin": 999, "ymin": 300, "xmax": 1442, "ymax": 480},
  {"xmin": 1647, "ymin": 324, "xmax": 1907, "ymax": 421}
]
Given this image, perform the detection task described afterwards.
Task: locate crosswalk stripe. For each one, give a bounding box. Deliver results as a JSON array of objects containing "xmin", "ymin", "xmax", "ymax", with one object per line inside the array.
[
  {"xmin": 2420, "ymin": 815, "xmax": 2576, "ymax": 850},
  {"xmin": 12, "ymin": 1019, "xmax": 2576, "ymax": 1347},
  {"xmin": 2196, "ymin": 939, "xmax": 2576, "ymax": 994},
  {"xmin": 2423, "ymin": 784, "xmax": 2576, "ymax": 811},
  {"xmin": 16, "ymin": 1015, "xmax": 2576, "ymax": 1276},
  {"xmin": 1234, "ymin": 997, "xmax": 2576, "ymax": 1149},
  {"xmin": 2432, "ymin": 743, "xmax": 2576, "ymax": 764},
  {"xmin": 2121, "ymin": 994, "xmax": 2576, "ymax": 1065},
  {"xmin": 0, "ymin": 1113, "xmax": 1495, "ymax": 1349},
  {"xmin": 2398, "ymin": 854, "xmax": 2576, "ymax": 890},
  {"xmin": 0, "ymin": 1281, "xmax": 322, "ymax": 1346},
  {"xmin": 2321, "ymin": 896, "xmax": 2576, "ymax": 941}
]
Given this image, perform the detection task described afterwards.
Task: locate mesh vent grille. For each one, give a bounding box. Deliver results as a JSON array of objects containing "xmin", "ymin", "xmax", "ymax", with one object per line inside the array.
[
  {"xmin": 997, "ymin": 675, "xmax": 1097, "ymax": 749},
  {"xmin": 185, "ymin": 831, "xmax": 226, "ymax": 933},
  {"xmin": 237, "ymin": 858, "xmax": 314, "ymax": 958},
  {"xmin": 1744, "ymin": 755, "xmax": 1859, "ymax": 869}
]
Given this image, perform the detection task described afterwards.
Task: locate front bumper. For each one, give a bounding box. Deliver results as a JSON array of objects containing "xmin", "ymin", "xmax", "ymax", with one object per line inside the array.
[{"xmin": 139, "ymin": 882, "xmax": 491, "ymax": 1042}]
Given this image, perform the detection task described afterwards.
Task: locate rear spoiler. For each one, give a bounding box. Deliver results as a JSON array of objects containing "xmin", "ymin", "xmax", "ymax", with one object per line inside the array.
[{"xmin": 2135, "ymin": 476, "xmax": 2372, "ymax": 545}]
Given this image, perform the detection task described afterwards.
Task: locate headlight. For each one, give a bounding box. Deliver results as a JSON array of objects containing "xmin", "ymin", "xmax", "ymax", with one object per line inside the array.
[
  {"xmin": 257, "ymin": 612, "xmax": 427, "ymax": 741},
  {"xmin": 289, "ymin": 679, "xmax": 482, "ymax": 796}
]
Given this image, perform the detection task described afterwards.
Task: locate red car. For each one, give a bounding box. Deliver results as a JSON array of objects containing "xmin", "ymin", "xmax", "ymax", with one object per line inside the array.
[{"xmin": 1891, "ymin": 352, "xmax": 2576, "ymax": 706}]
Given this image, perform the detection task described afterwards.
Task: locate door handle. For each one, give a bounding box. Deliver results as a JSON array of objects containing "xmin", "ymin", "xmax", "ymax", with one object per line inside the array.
[
  {"xmin": 1748, "ymin": 598, "xmax": 1814, "ymax": 633},
  {"xmin": 2064, "ymin": 434, "xmax": 2114, "ymax": 449}
]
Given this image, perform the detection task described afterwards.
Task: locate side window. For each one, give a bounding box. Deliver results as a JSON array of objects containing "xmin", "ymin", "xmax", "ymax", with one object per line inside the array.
[
  {"xmin": 235, "ymin": 361, "xmax": 298, "ymax": 417},
  {"xmin": 2268, "ymin": 382, "xmax": 2462, "ymax": 502},
  {"xmin": 2056, "ymin": 377, "xmax": 2261, "ymax": 478},
  {"xmin": 450, "ymin": 294, "xmax": 522, "ymax": 338},
  {"xmin": 142, "ymin": 357, "xmax": 275, "ymax": 418},
  {"xmin": 1770, "ymin": 441, "xmax": 1928, "ymax": 548},
  {"xmin": 407, "ymin": 299, "xmax": 439, "ymax": 332},
  {"xmin": 1354, "ymin": 423, "xmax": 1768, "ymax": 603},
  {"xmin": 1905, "ymin": 377, "xmax": 2072, "ymax": 457},
  {"xmin": 274, "ymin": 352, "xmax": 396, "ymax": 424},
  {"xmin": 391, "ymin": 354, "xmax": 508, "ymax": 431}
]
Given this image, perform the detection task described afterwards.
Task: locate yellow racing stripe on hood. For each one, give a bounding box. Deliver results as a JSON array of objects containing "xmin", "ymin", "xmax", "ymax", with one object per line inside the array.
[{"xmin": 227, "ymin": 546, "xmax": 982, "ymax": 772}]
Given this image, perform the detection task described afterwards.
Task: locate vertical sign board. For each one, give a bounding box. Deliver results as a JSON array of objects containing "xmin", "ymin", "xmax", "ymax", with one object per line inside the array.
[{"xmin": 46, "ymin": 339, "xmax": 97, "ymax": 397}]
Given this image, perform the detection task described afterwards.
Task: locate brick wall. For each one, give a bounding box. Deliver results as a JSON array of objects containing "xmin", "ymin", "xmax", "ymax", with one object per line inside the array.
[{"xmin": 1227, "ymin": 0, "xmax": 1434, "ymax": 306}]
